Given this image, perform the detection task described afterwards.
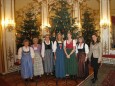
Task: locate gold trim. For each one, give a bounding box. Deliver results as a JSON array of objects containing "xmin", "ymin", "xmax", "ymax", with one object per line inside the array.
[{"xmin": 0, "ymin": 0, "xmax": 5, "ymax": 73}]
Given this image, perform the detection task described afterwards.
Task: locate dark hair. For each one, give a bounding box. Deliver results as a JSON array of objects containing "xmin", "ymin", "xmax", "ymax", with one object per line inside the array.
[{"xmin": 92, "ymin": 34, "xmax": 100, "ymax": 45}]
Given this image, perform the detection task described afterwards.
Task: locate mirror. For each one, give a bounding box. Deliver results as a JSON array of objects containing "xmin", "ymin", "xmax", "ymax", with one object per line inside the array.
[{"xmin": 110, "ymin": 0, "xmax": 115, "ymax": 49}]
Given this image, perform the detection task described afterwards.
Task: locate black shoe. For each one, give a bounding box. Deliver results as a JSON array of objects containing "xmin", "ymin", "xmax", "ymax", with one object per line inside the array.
[
  {"xmin": 30, "ymin": 79, "xmax": 34, "ymax": 82},
  {"xmin": 91, "ymin": 78, "xmax": 97, "ymax": 83},
  {"xmin": 25, "ymin": 79, "xmax": 29, "ymax": 82},
  {"xmin": 91, "ymin": 78, "xmax": 95, "ymax": 81}
]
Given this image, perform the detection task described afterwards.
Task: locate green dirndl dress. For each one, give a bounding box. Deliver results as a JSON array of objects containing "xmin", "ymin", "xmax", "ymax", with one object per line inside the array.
[{"xmin": 65, "ymin": 41, "xmax": 78, "ymax": 75}]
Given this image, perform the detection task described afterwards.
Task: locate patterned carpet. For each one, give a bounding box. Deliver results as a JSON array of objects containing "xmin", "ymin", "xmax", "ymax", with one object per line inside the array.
[
  {"xmin": 0, "ymin": 72, "xmax": 84, "ymax": 86},
  {"xmin": 101, "ymin": 70, "xmax": 115, "ymax": 86},
  {"xmin": 0, "ymin": 65, "xmax": 93, "ymax": 86},
  {"xmin": 78, "ymin": 64, "xmax": 115, "ymax": 86}
]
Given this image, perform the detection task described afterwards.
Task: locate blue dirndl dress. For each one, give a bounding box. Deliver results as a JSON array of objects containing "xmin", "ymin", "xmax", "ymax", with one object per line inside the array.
[
  {"xmin": 21, "ymin": 47, "xmax": 33, "ymax": 79},
  {"xmin": 55, "ymin": 42, "xmax": 65, "ymax": 78}
]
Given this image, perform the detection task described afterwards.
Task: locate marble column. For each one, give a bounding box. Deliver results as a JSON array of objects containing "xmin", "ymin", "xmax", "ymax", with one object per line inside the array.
[
  {"xmin": 100, "ymin": 0, "xmax": 110, "ymax": 54},
  {"xmin": 1, "ymin": 0, "xmax": 16, "ymax": 74},
  {"xmin": 41, "ymin": 0, "xmax": 49, "ymax": 36},
  {"xmin": 73, "ymin": 0, "xmax": 81, "ymax": 29}
]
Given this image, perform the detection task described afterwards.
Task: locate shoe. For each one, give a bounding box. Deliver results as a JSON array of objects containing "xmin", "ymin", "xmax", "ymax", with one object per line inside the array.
[
  {"xmin": 91, "ymin": 78, "xmax": 97, "ymax": 83},
  {"xmin": 91, "ymin": 78, "xmax": 95, "ymax": 81},
  {"xmin": 25, "ymin": 79, "xmax": 29, "ymax": 82},
  {"xmin": 46, "ymin": 73, "xmax": 49, "ymax": 75},
  {"xmin": 30, "ymin": 78, "xmax": 34, "ymax": 82},
  {"xmin": 50, "ymin": 73, "xmax": 53, "ymax": 75}
]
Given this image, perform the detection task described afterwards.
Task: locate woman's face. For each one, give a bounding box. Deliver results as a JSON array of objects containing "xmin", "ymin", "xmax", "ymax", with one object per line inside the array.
[
  {"xmin": 57, "ymin": 34, "xmax": 62, "ymax": 40},
  {"xmin": 45, "ymin": 36, "xmax": 50, "ymax": 41},
  {"xmin": 78, "ymin": 38, "xmax": 83, "ymax": 43},
  {"xmin": 67, "ymin": 33, "xmax": 72, "ymax": 39},
  {"xmin": 24, "ymin": 41, "xmax": 29, "ymax": 46},
  {"xmin": 33, "ymin": 39, "xmax": 38, "ymax": 44},
  {"xmin": 92, "ymin": 35, "xmax": 97, "ymax": 42}
]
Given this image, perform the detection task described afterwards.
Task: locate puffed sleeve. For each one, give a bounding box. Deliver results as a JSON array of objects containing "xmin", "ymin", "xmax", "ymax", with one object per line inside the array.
[
  {"xmin": 51, "ymin": 41, "xmax": 54, "ymax": 52},
  {"xmin": 30, "ymin": 47, "xmax": 35, "ymax": 58},
  {"xmin": 41, "ymin": 42, "xmax": 45, "ymax": 58},
  {"xmin": 85, "ymin": 44, "xmax": 89, "ymax": 54},
  {"xmin": 98, "ymin": 42, "xmax": 102, "ymax": 62},
  {"xmin": 88, "ymin": 43, "xmax": 93, "ymax": 61},
  {"xmin": 73, "ymin": 40, "xmax": 76, "ymax": 47},
  {"xmin": 64, "ymin": 40, "xmax": 66, "ymax": 47},
  {"xmin": 18, "ymin": 47, "xmax": 22, "ymax": 59},
  {"xmin": 76, "ymin": 44, "xmax": 78, "ymax": 54},
  {"xmin": 53, "ymin": 41, "xmax": 57, "ymax": 52}
]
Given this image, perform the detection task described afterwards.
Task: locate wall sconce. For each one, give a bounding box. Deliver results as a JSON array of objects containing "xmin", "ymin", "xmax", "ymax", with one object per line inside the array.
[
  {"xmin": 2, "ymin": 19, "xmax": 15, "ymax": 32},
  {"xmin": 100, "ymin": 19, "xmax": 111, "ymax": 29}
]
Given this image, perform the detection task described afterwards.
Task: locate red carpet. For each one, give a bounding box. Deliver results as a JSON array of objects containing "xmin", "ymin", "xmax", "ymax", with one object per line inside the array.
[{"xmin": 101, "ymin": 70, "xmax": 115, "ymax": 86}]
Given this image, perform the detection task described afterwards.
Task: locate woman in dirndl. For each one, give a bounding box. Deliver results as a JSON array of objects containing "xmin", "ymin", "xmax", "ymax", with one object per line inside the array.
[
  {"xmin": 76, "ymin": 36, "xmax": 89, "ymax": 79},
  {"xmin": 18, "ymin": 39, "xmax": 35, "ymax": 81},
  {"xmin": 31, "ymin": 38, "xmax": 44, "ymax": 77},
  {"xmin": 53, "ymin": 33, "xmax": 65, "ymax": 78},
  {"xmin": 41, "ymin": 34, "xmax": 54, "ymax": 75},
  {"xmin": 64, "ymin": 32, "xmax": 78, "ymax": 77}
]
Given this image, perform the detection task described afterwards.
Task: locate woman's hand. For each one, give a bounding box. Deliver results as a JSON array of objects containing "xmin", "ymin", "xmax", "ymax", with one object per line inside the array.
[
  {"xmin": 54, "ymin": 55, "xmax": 56, "ymax": 60},
  {"xmin": 85, "ymin": 57, "xmax": 87, "ymax": 62},
  {"xmin": 42, "ymin": 57, "xmax": 44, "ymax": 61},
  {"xmin": 98, "ymin": 61, "xmax": 102, "ymax": 63},
  {"xmin": 17, "ymin": 59, "xmax": 21, "ymax": 64},
  {"xmin": 32, "ymin": 59, "xmax": 34, "ymax": 64},
  {"xmin": 67, "ymin": 54, "xmax": 70, "ymax": 58}
]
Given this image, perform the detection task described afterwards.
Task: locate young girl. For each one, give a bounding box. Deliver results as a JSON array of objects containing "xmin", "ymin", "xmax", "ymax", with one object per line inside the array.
[
  {"xmin": 53, "ymin": 33, "xmax": 65, "ymax": 78},
  {"xmin": 18, "ymin": 39, "xmax": 34, "ymax": 80},
  {"xmin": 31, "ymin": 38, "xmax": 44, "ymax": 77},
  {"xmin": 41, "ymin": 34, "xmax": 54, "ymax": 75}
]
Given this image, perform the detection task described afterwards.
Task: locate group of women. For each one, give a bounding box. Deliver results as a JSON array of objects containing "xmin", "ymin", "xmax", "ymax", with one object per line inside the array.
[{"xmin": 18, "ymin": 32, "xmax": 102, "ymax": 84}]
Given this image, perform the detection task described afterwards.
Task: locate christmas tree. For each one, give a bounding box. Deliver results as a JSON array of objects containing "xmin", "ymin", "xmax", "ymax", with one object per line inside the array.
[
  {"xmin": 82, "ymin": 11, "xmax": 98, "ymax": 46},
  {"xmin": 49, "ymin": 0, "xmax": 78, "ymax": 39},
  {"xmin": 16, "ymin": 11, "xmax": 40, "ymax": 50}
]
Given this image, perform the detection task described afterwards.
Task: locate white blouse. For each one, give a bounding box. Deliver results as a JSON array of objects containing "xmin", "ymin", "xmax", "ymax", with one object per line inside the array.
[
  {"xmin": 41, "ymin": 41, "xmax": 54, "ymax": 58},
  {"xmin": 53, "ymin": 41, "xmax": 63, "ymax": 52},
  {"xmin": 18, "ymin": 46, "xmax": 35, "ymax": 59},
  {"xmin": 64, "ymin": 40, "xmax": 76, "ymax": 47},
  {"xmin": 76, "ymin": 43, "xmax": 89, "ymax": 54}
]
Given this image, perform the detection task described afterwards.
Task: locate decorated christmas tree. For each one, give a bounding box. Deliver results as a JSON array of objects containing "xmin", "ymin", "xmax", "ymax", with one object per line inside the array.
[
  {"xmin": 82, "ymin": 11, "xmax": 98, "ymax": 46},
  {"xmin": 49, "ymin": 0, "xmax": 78, "ymax": 39},
  {"xmin": 16, "ymin": 11, "xmax": 40, "ymax": 50}
]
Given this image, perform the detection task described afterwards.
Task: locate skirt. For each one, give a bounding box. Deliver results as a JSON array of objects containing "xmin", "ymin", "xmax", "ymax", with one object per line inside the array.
[
  {"xmin": 77, "ymin": 52, "xmax": 86, "ymax": 78},
  {"xmin": 34, "ymin": 52, "xmax": 44, "ymax": 76},
  {"xmin": 65, "ymin": 49, "xmax": 78, "ymax": 75},
  {"xmin": 43, "ymin": 49, "xmax": 53, "ymax": 73}
]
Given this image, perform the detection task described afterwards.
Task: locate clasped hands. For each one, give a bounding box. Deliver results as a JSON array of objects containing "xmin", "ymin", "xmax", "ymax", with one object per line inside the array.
[{"xmin": 66, "ymin": 54, "xmax": 70, "ymax": 59}]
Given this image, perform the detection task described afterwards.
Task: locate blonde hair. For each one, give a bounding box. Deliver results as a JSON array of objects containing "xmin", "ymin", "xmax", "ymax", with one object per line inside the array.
[
  {"xmin": 56, "ymin": 33, "xmax": 63, "ymax": 42},
  {"xmin": 45, "ymin": 34, "xmax": 50, "ymax": 38},
  {"xmin": 23, "ymin": 39, "xmax": 29, "ymax": 43},
  {"xmin": 33, "ymin": 38, "xmax": 38, "ymax": 42}
]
